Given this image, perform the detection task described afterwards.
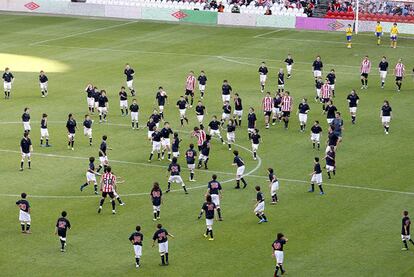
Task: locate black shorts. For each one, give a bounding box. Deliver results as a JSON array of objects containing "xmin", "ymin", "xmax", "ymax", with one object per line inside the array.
[
  {"xmin": 58, "ymin": 229, "xmax": 67, "ymax": 238},
  {"xmin": 361, "ymin": 73, "xmax": 368, "ymax": 78},
  {"xmin": 282, "ymin": 111, "xmax": 291, "ymax": 117},
  {"xmin": 185, "ymin": 89, "xmax": 194, "ymax": 96},
  {"xmin": 322, "ymin": 98, "xmax": 330, "ymax": 103},
  {"xmin": 102, "ymin": 191, "xmax": 115, "ymax": 198},
  {"xmin": 396, "ymin": 76, "xmax": 403, "ymax": 81},
  {"xmin": 264, "ymin": 111, "xmax": 272, "ymax": 117}
]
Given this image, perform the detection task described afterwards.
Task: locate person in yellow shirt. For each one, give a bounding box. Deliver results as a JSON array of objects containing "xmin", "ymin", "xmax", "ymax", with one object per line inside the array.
[
  {"xmin": 375, "ymin": 21, "xmax": 383, "ymax": 45},
  {"xmin": 346, "ymin": 24, "xmax": 353, "ymax": 48},
  {"xmin": 390, "ymin": 22, "xmax": 399, "ymax": 48}
]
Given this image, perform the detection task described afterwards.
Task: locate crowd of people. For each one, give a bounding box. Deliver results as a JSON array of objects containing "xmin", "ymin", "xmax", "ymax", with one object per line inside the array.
[{"xmin": 328, "ymin": 0, "xmax": 414, "ymax": 16}]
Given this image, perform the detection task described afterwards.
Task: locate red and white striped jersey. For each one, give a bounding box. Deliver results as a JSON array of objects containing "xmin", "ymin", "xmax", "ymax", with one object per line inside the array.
[
  {"xmin": 360, "ymin": 59, "xmax": 371, "ymax": 74},
  {"xmin": 262, "ymin": 96, "xmax": 273, "ymax": 112},
  {"xmin": 394, "ymin": 63, "xmax": 405, "ymax": 77},
  {"xmin": 321, "ymin": 84, "xmax": 331, "ymax": 99},
  {"xmin": 186, "ymin": 75, "xmax": 196, "ymax": 91},
  {"xmin": 281, "ymin": 96, "xmax": 293, "ymax": 112},
  {"xmin": 101, "ymin": 172, "xmax": 116, "ymax": 192},
  {"xmin": 193, "ymin": 129, "xmax": 206, "ymax": 146}
]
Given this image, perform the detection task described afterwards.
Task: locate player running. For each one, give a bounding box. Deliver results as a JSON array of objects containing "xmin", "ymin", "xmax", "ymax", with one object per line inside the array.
[
  {"xmin": 297, "ymin": 98, "xmax": 310, "ymax": 132},
  {"xmin": 325, "ymin": 146, "xmax": 336, "ymax": 179},
  {"xmin": 177, "ymin": 96, "xmax": 189, "ymax": 127},
  {"xmin": 233, "ymin": 150, "xmax": 248, "ymax": 189},
  {"xmin": 258, "ymin": 62, "xmax": 268, "ymax": 93},
  {"xmin": 251, "ymin": 128, "xmax": 261, "ymax": 160},
  {"xmin": 97, "ymin": 166, "xmax": 117, "ymax": 214},
  {"xmin": 197, "ymin": 71, "xmax": 207, "ymax": 99},
  {"xmin": 394, "ymin": 58, "xmax": 405, "ymax": 92},
  {"xmin": 281, "ymin": 92, "xmax": 293, "ymax": 130},
  {"xmin": 39, "ymin": 70, "xmax": 48, "ymax": 97},
  {"xmin": 378, "ymin": 56, "xmax": 389, "ymax": 89},
  {"xmin": 155, "ymin": 86, "xmax": 167, "ymax": 120},
  {"xmin": 185, "ymin": 71, "xmax": 196, "ymax": 107},
  {"xmin": 233, "ymin": 93, "xmax": 243, "ymax": 126},
  {"xmin": 347, "ymin": 90, "xmax": 359, "ymax": 124},
  {"xmin": 80, "ymin": 157, "xmax": 99, "ymax": 194},
  {"xmin": 166, "ymin": 157, "xmax": 188, "ymax": 194},
  {"xmin": 375, "ymin": 21, "xmax": 383, "ymax": 45},
  {"xmin": 254, "ymin": 186, "xmax": 268, "ymax": 223},
  {"xmin": 262, "ymin": 92, "xmax": 273, "ymax": 129},
  {"xmin": 308, "ymin": 157, "xmax": 324, "ymax": 195},
  {"xmin": 198, "ymin": 195, "xmax": 217, "ymax": 241},
  {"xmin": 208, "ymin": 116, "xmax": 225, "ymax": 144},
  {"xmin": 40, "ymin": 113, "xmax": 51, "ymax": 147},
  {"xmin": 150, "ymin": 182, "xmax": 163, "ymax": 220},
  {"xmin": 226, "ymin": 119, "xmax": 236, "ymax": 151},
  {"xmin": 197, "ymin": 135, "xmax": 211, "ymax": 169},
  {"xmin": 124, "ymin": 63, "xmax": 136, "ymax": 96},
  {"xmin": 346, "ymin": 24, "xmax": 353, "ymax": 48},
  {"xmin": 312, "ymin": 56, "xmax": 323, "ymax": 81},
  {"xmin": 129, "ymin": 225, "xmax": 144, "ymax": 268},
  {"xmin": 85, "ymin": 84, "xmax": 95, "ymax": 113},
  {"xmin": 16, "ymin": 192, "xmax": 31, "ymax": 233},
  {"xmin": 97, "ymin": 135, "xmax": 111, "ymax": 172},
  {"xmin": 55, "ymin": 211, "xmax": 71, "ymax": 252},
  {"xmin": 268, "ymin": 168, "xmax": 279, "ymax": 204},
  {"xmin": 272, "ymin": 233, "xmax": 288, "ymax": 276},
  {"xmin": 221, "ymin": 100, "xmax": 232, "ymax": 126},
  {"xmin": 221, "ymin": 80, "xmax": 232, "ymax": 103},
  {"xmin": 148, "ymin": 127, "xmax": 162, "ymax": 162},
  {"xmin": 2, "ymin": 67, "xmax": 14, "ymax": 99},
  {"xmin": 195, "ymin": 101, "xmax": 206, "ymax": 129},
  {"xmin": 130, "ymin": 98, "xmax": 139, "ymax": 129},
  {"xmin": 401, "ymin": 210, "xmax": 414, "ymax": 251},
  {"xmin": 284, "ymin": 54, "xmax": 294, "ymax": 79},
  {"xmin": 326, "ymin": 69, "xmax": 336, "ymax": 97},
  {"xmin": 310, "ymin": 121, "xmax": 322, "ymax": 150},
  {"xmin": 119, "ymin": 86, "xmax": 128, "ymax": 116},
  {"xmin": 160, "ymin": 122, "xmax": 173, "ymax": 161},
  {"xmin": 390, "ymin": 22, "xmax": 399, "ymax": 49},
  {"xmin": 247, "ymin": 107, "xmax": 257, "ymax": 139},
  {"xmin": 83, "ymin": 114, "xmax": 93, "ymax": 146},
  {"xmin": 277, "ymin": 68, "xmax": 285, "ymax": 93},
  {"xmin": 381, "ymin": 100, "xmax": 392, "ymax": 135},
  {"xmin": 98, "ymin": 90, "xmax": 109, "ymax": 123},
  {"xmin": 22, "ymin": 107, "xmax": 31, "ymax": 133},
  {"xmin": 207, "ymin": 174, "xmax": 223, "ymax": 220},
  {"xmin": 185, "ymin": 144, "xmax": 197, "ymax": 182},
  {"xmin": 192, "ymin": 126, "xmax": 206, "ymax": 151},
  {"xmin": 360, "ymin": 56, "xmax": 371, "ymax": 90},
  {"xmin": 152, "ymin": 224, "xmax": 174, "ymax": 266},
  {"xmin": 19, "ymin": 133, "xmax": 32, "ymax": 171}
]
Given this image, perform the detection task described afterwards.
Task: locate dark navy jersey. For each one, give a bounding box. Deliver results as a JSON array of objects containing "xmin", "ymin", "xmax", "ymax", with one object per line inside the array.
[
  {"xmin": 223, "ymin": 104, "xmax": 231, "ymax": 114},
  {"xmin": 147, "ymin": 121, "xmax": 156, "ymax": 131},
  {"xmin": 124, "ymin": 68, "xmax": 135, "ymax": 81},
  {"xmin": 2, "ymin": 72, "xmax": 14, "ymax": 82},
  {"xmin": 56, "ymin": 217, "xmax": 71, "ymax": 232},
  {"xmin": 172, "ymin": 137, "xmax": 180, "ymax": 152},
  {"xmin": 379, "ymin": 61, "xmax": 389, "ymax": 71},
  {"xmin": 227, "ymin": 124, "xmax": 236, "ymax": 133},
  {"xmin": 151, "ymin": 114, "xmax": 161, "ymax": 124},
  {"xmin": 156, "ymin": 92, "xmax": 167, "ymax": 106},
  {"xmin": 315, "ymin": 80, "xmax": 323, "ymax": 89},
  {"xmin": 251, "ymin": 133, "xmax": 261, "ymax": 144},
  {"xmin": 198, "ymin": 75, "xmax": 207, "ymax": 85},
  {"xmin": 41, "ymin": 118, "xmax": 47, "ymax": 129},
  {"xmin": 208, "ymin": 120, "xmax": 220, "ymax": 130},
  {"xmin": 402, "ymin": 216, "xmax": 411, "ymax": 235},
  {"xmin": 272, "ymin": 239, "xmax": 286, "ymax": 251},
  {"xmin": 119, "ymin": 91, "xmax": 128, "ymax": 100},
  {"xmin": 195, "ymin": 105, "xmax": 205, "ymax": 115},
  {"xmin": 88, "ymin": 162, "xmax": 95, "ymax": 173},
  {"xmin": 278, "ymin": 72, "xmax": 285, "ymax": 85},
  {"xmin": 325, "ymin": 105, "xmax": 337, "ymax": 119},
  {"xmin": 177, "ymin": 100, "xmax": 187, "ymax": 109},
  {"xmin": 273, "ymin": 97, "xmax": 281, "ymax": 107},
  {"xmin": 298, "ymin": 103, "xmax": 310, "ymax": 114},
  {"xmin": 185, "ymin": 149, "xmax": 197, "ymax": 164},
  {"xmin": 328, "ymin": 132, "xmax": 339, "ymax": 146},
  {"xmin": 20, "ymin": 138, "xmax": 31, "ymax": 153},
  {"xmin": 233, "ymin": 156, "xmax": 245, "ymax": 167},
  {"xmin": 151, "ymin": 188, "xmax": 162, "ymax": 206},
  {"xmin": 258, "ymin": 66, "xmax": 268, "ymax": 75},
  {"xmin": 313, "ymin": 60, "xmax": 323, "ymax": 71},
  {"xmin": 247, "ymin": 113, "xmax": 257, "ymax": 129},
  {"xmin": 130, "ymin": 103, "xmax": 139, "ymax": 112},
  {"xmin": 327, "ymin": 73, "xmax": 336, "ymax": 85},
  {"xmin": 93, "ymin": 90, "xmax": 100, "ymax": 101},
  {"xmin": 314, "ymin": 163, "xmax": 322, "ymax": 174},
  {"xmin": 381, "ymin": 105, "xmax": 392, "ymax": 116},
  {"xmin": 332, "ymin": 118, "xmax": 344, "ymax": 134},
  {"xmin": 326, "ymin": 150, "xmax": 335, "ymax": 166},
  {"xmin": 202, "ymin": 202, "xmax": 216, "ymax": 219},
  {"xmin": 256, "ymin": 191, "xmax": 264, "ymax": 202},
  {"xmin": 201, "ymin": 140, "xmax": 211, "ymax": 156},
  {"xmin": 153, "ymin": 228, "xmax": 169, "ymax": 243},
  {"xmin": 222, "ymin": 84, "xmax": 232, "ymax": 95},
  {"xmin": 39, "ymin": 74, "xmax": 48, "ymax": 83},
  {"xmin": 234, "ymin": 98, "xmax": 243, "ymax": 111},
  {"xmin": 151, "ymin": 131, "xmax": 162, "ymax": 142},
  {"xmin": 66, "ymin": 119, "xmax": 77, "ymax": 134},
  {"xmin": 98, "ymin": 95, "xmax": 108, "ymax": 107},
  {"xmin": 311, "ymin": 125, "xmax": 322, "ymax": 134},
  {"xmin": 208, "ymin": 180, "xmax": 222, "ymax": 195},
  {"xmin": 161, "ymin": 128, "xmax": 173, "ymax": 139},
  {"xmin": 285, "ymin": 58, "xmax": 294, "ymax": 65},
  {"xmin": 83, "ymin": 119, "xmax": 92, "ymax": 129},
  {"xmin": 129, "ymin": 231, "xmax": 144, "ymax": 246},
  {"xmin": 269, "ymin": 172, "xmax": 277, "ymax": 182},
  {"xmin": 22, "ymin": 113, "xmax": 30, "ymax": 122},
  {"xmin": 99, "ymin": 141, "xmax": 107, "ymax": 157},
  {"xmin": 86, "ymin": 87, "xmax": 94, "ymax": 98},
  {"xmin": 16, "ymin": 199, "xmax": 30, "ymax": 212},
  {"xmin": 168, "ymin": 163, "xmax": 181, "ymax": 176},
  {"xmin": 347, "ymin": 94, "xmax": 359, "ymax": 107}
]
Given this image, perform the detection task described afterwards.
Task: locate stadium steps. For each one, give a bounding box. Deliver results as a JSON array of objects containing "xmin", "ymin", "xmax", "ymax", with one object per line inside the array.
[{"xmin": 313, "ymin": 0, "xmax": 329, "ymax": 18}]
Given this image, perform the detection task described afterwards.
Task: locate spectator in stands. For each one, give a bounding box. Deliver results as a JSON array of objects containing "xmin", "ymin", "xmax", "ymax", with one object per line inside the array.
[
  {"xmin": 217, "ymin": 2, "xmax": 225, "ymax": 12},
  {"xmin": 265, "ymin": 7, "xmax": 272, "ymax": 15},
  {"xmin": 232, "ymin": 4, "xmax": 240, "ymax": 13}
]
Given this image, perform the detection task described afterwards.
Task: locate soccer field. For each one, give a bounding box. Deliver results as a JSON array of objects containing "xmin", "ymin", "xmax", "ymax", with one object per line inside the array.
[{"xmin": 0, "ymin": 13, "xmax": 414, "ymax": 276}]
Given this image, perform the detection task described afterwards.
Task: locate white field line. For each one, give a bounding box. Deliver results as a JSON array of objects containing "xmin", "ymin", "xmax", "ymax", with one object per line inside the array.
[
  {"xmin": 253, "ymin": 29, "xmax": 283, "ymax": 38},
  {"xmin": 29, "ymin": 20, "xmax": 138, "ymax": 46}
]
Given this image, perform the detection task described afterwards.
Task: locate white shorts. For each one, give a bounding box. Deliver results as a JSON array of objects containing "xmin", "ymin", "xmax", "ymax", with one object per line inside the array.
[
  {"xmin": 120, "ymin": 100, "xmax": 128, "ymax": 108},
  {"xmin": 131, "ymin": 112, "xmax": 138, "ymax": 121},
  {"xmin": 227, "ymin": 132, "xmax": 235, "ymax": 142},
  {"xmin": 19, "ymin": 210, "xmax": 31, "ymax": 223},
  {"xmin": 260, "ymin": 74, "xmax": 267, "ymax": 83},
  {"xmin": 299, "ymin": 113, "xmax": 308, "ymax": 123},
  {"xmin": 236, "ymin": 165, "xmax": 245, "ymax": 177},
  {"xmin": 68, "ymin": 133, "xmax": 75, "ymax": 140},
  {"xmin": 173, "ymin": 151, "xmax": 179, "ymax": 158},
  {"xmin": 23, "ymin": 122, "xmax": 31, "ymax": 131},
  {"xmin": 152, "ymin": 141, "xmax": 161, "ymax": 151},
  {"xmin": 326, "ymin": 165, "xmax": 335, "ymax": 171},
  {"xmin": 222, "ymin": 113, "xmax": 230, "ymax": 120},
  {"xmin": 94, "ymin": 101, "xmax": 99, "ymax": 108},
  {"xmin": 87, "ymin": 97, "xmax": 95, "ymax": 107},
  {"xmin": 402, "ymin": 234, "xmax": 411, "ymax": 241},
  {"xmin": 248, "ymin": 128, "xmax": 255, "ymax": 134},
  {"xmin": 21, "ymin": 152, "xmax": 31, "ymax": 159},
  {"xmin": 349, "ymin": 107, "xmax": 357, "ymax": 113},
  {"xmin": 278, "ymin": 84, "xmax": 285, "ymax": 89},
  {"xmin": 3, "ymin": 81, "xmax": 11, "ymax": 90},
  {"xmin": 162, "ymin": 138, "xmax": 171, "ymax": 148},
  {"xmin": 187, "ymin": 163, "xmax": 195, "ymax": 170},
  {"xmin": 199, "ymin": 84, "xmax": 206, "ymax": 91},
  {"xmin": 316, "ymin": 89, "xmax": 321, "ymax": 98},
  {"xmin": 179, "ymin": 109, "xmax": 186, "ymax": 117},
  {"xmin": 311, "ymin": 173, "xmax": 322, "ymax": 184},
  {"xmin": 99, "ymin": 156, "xmax": 108, "ymax": 166},
  {"xmin": 329, "ymin": 84, "xmax": 335, "ymax": 91},
  {"xmin": 222, "ymin": 95, "xmax": 230, "ymax": 103},
  {"xmin": 233, "ymin": 110, "xmax": 243, "ymax": 117},
  {"xmin": 84, "ymin": 127, "xmax": 92, "ymax": 137},
  {"xmin": 153, "ymin": 205, "xmax": 161, "ymax": 212},
  {"xmin": 380, "ymin": 71, "xmax": 387, "ymax": 79},
  {"xmin": 98, "ymin": 107, "xmax": 107, "ymax": 114},
  {"xmin": 206, "ymin": 218, "xmax": 214, "ymax": 227},
  {"xmin": 313, "ymin": 70, "xmax": 322, "ymax": 77},
  {"xmin": 252, "ymin": 143, "xmax": 259, "ymax": 151},
  {"xmin": 40, "ymin": 82, "xmax": 48, "ymax": 91},
  {"xmin": 211, "ymin": 194, "xmax": 220, "ymax": 207},
  {"xmin": 168, "ymin": 175, "xmax": 183, "ymax": 184},
  {"xmin": 197, "ymin": 115, "xmax": 204, "ymax": 123},
  {"xmin": 286, "ymin": 65, "xmax": 292, "ymax": 73},
  {"xmin": 148, "ymin": 131, "xmax": 154, "ymax": 139},
  {"xmin": 40, "ymin": 128, "xmax": 49, "ymax": 137},
  {"xmin": 311, "ymin": 133, "xmax": 320, "ymax": 142},
  {"xmin": 210, "ymin": 129, "xmax": 221, "ymax": 137},
  {"xmin": 133, "ymin": 245, "xmax": 142, "ymax": 258},
  {"xmin": 272, "ymin": 107, "xmax": 281, "ymax": 115},
  {"xmin": 274, "ymin": 250, "xmax": 284, "ymax": 264},
  {"xmin": 382, "ymin": 116, "xmax": 391, "ymax": 124},
  {"xmin": 158, "ymin": 241, "xmax": 168, "ymax": 253},
  {"xmin": 159, "ymin": 105, "xmax": 164, "ymax": 112},
  {"xmin": 86, "ymin": 172, "xmax": 96, "ymax": 182},
  {"xmin": 254, "ymin": 201, "xmax": 265, "ymax": 213},
  {"xmin": 271, "ymin": 181, "xmax": 279, "ymax": 195},
  {"xmin": 327, "ymin": 118, "xmax": 334, "ymax": 124},
  {"xmin": 126, "ymin": 80, "xmax": 133, "ymax": 89},
  {"xmin": 199, "ymin": 154, "xmax": 208, "ymax": 161}
]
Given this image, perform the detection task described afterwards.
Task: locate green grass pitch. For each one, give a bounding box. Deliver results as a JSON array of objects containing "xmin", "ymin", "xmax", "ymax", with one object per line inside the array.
[{"xmin": 0, "ymin": 13, "xmax": 414, "ymax": 276}]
